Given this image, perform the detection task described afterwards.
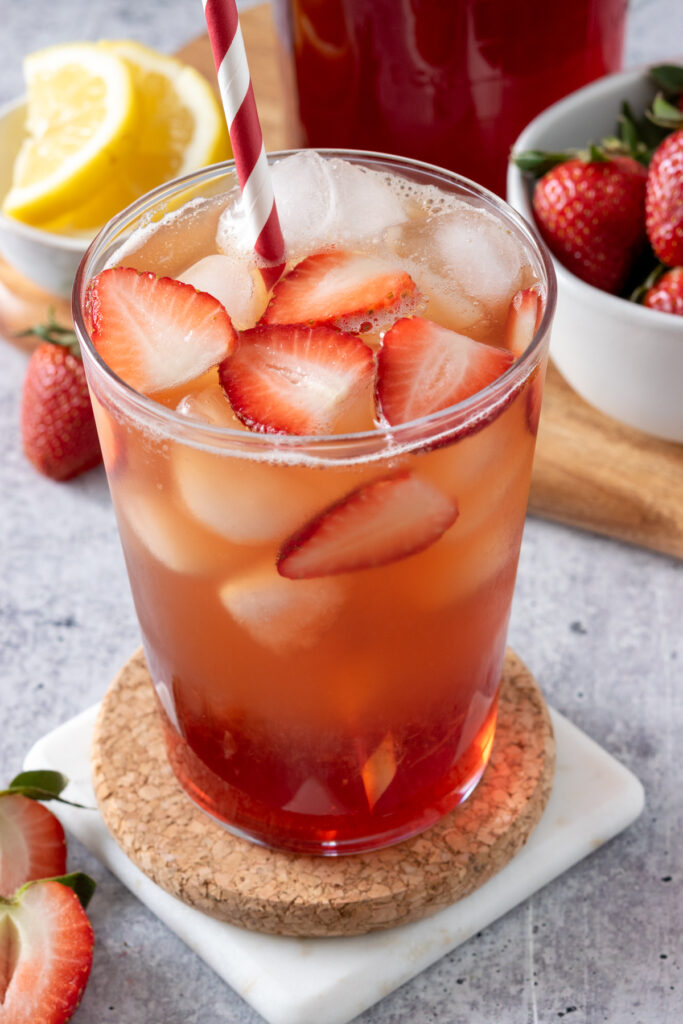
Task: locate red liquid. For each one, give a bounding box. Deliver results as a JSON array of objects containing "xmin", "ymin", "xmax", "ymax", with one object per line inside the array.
[
  {"xmin": 103, "ymin": 376, "xmax": 537, "ymax": 854},
  {"xmin": 277, "ymin": 0, "xmax": 627, "ymax": 195}
]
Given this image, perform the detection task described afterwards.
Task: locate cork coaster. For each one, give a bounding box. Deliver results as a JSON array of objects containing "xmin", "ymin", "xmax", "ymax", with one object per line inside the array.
[{"xmin": 92, "ymin": 648, "xmax": 555, "ymax": 937}]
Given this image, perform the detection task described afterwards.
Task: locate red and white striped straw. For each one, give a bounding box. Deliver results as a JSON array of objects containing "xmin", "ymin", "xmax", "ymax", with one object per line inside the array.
[{"xmin": 202, "ymin": 0, "xmax": 285, "ymax": 281}]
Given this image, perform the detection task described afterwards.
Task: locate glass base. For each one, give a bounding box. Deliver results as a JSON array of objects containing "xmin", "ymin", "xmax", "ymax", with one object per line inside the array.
[{"xmin": 161, "ymin": 706, "xmax": 498, "ymax": 856}]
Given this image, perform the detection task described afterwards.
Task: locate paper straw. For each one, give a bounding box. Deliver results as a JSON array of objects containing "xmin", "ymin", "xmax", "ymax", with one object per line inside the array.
[{"xmin": 202, "ymin": 0, "xmax": 285, "ymax": 282}]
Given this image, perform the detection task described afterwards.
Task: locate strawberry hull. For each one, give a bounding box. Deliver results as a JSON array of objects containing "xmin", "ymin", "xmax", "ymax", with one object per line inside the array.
[{"xmin": 74, "ymin": 153, "xmax": 555, "ymax": 855}]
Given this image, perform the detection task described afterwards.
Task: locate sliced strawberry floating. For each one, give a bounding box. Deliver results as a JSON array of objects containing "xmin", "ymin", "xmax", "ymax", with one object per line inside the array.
[
  {"xmin": 278, "ymin": 472, "xmax": 458, "ymax": 579},
  {"xmin": 376, "ymin": 317, "xmax": 514, "ymax": 427},
  {"xmin": 504, "ymin": 289, "xmax": 545, "ymax": 437},
  {"xmin": 219, "ymin": 323, "xmax": 375, "ymax": 435},
  {"xmin": 0, "ymin": 794, "xmax": 67, "ymax": 898},
  {"xmin": 503, "ymin": 288, "xmax": 542, "ymax": 359},
  {"xmin": 525, "ymin": 367, "xmax": 544, "ymax": 437},
  {"xmin": 0, "ymin": 878, "xmax": 94, "ymax": 1024},
  {"xmin": 262, "ymin": 251, "xmax": 417, "ymax": 326},
  {"xmin": 89, "ymin": 267, "xmax": 238, "ymax": 395}
]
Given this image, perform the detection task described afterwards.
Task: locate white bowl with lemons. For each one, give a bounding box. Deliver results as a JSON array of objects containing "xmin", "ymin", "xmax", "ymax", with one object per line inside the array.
[
  {"xmin": 0, "ymin": 97, "xmax": 90, "ymax": 298},
  {"xmin": 0, "ymin": 41, "xmax": 229, "ymax": 299}
]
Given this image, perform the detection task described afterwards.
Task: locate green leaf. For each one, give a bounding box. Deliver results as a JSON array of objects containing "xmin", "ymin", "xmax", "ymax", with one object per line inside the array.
[
  {"xmin": 618, "ymin": 100, "xmax": 668, "ymax": 157},
  {"xmin": 2, "ymin": 769, "xmax": 92, "ymax": 810},
  {"xmin": 13, "ymin": 872, "xmax": 97, "ymax": 910},
  {"xmin": 16, "ymin": 310, "xmax": 81, "ymax": 358},
  {"xmin": 618, "ymin": 105, "xmax": 650, "ymax": 163},
  {"xmin": 50, "ymin": 872, "xmax": 97, "ymax": 910},
  {"xmin": 8, "ymin": 770, "xmax": 68, "ymax": 798},
  {"xmin": 511, "ymin": 148, "xmax": 575, "ymax": 175},
  {"xmin": 630, "ymin": 263, "xmax": 668, "ymax": 303},
  {"xmin": 650, "ymin": 64, "xmax": 683, "ymax": 95},
  {"xmin": 587, "ymin": 143, "xmax": 608, "ymax": 163},
  {"xmin": 647, "ymin": 93, "xmax": 683, "ymax": 128}
]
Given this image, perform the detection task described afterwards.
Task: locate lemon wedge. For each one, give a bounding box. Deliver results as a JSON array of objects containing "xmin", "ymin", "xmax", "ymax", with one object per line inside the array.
[
  {"xmin": 4, "ymin": 40, "xmax": 232, "ymax": 233},
  {"xmin": 104, "ymin": 40, "xmax": 230, "ymax": 184},
  {"xmin": 48, "ymin": 40, "xmax": 231, "ymax": 232},
  {"xmin": 2, "ymin": 43, "xmax": 137, "ymax": 226}
]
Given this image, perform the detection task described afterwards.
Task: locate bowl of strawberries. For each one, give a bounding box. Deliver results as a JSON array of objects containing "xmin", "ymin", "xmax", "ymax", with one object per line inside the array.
[{"xmin": 507, "ymin": 63, "xmax": 683, "ymax": 443}]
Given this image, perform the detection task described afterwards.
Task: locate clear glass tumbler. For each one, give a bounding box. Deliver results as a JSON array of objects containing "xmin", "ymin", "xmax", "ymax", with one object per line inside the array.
[{"xmin": 73, "ymin": 151, "xmax": 555, "ymax": 855}]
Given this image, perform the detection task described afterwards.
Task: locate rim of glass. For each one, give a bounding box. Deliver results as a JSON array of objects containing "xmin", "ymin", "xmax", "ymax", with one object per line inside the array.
[{"xmin": 72, "ymin": 149, "xmax": 556, "ymax": 458}]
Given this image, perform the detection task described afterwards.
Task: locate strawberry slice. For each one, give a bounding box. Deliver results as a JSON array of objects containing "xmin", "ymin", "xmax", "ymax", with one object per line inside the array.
[
  {"xmin": 278, "ymin": 472, "xmax": 458, "ymax": 578},
  {"xmin": 503, "ymin": 288, "xmax": 542, "ymax": 359},
  {"xmin": 376, "ymin": 317, "xmax": 514, "ymax": 426},
  {"xmin": 0, "ymin": 878, "xmax": 94, "ymax": 1024},
  {"xmin": 0, "ymin": 794, "xmax": 67, "ymax": 897},
  {"xmin": 504, "ymin": 290, "xmax": 545, "ymax": 436},
  {"xmin": 262, "ymin": 251, "xmax": 417, "ymax": 326},
  {"xmin": 219, "ymin": 323, "xmax": 375, "ymax": 435},
  {"xmin": 89, "ymin": 267, "xmax": 238, "ymax": 395}
]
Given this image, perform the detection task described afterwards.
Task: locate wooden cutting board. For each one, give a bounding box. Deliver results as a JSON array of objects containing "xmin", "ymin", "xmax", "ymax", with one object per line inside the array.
[{"xmin": 2, "ymin": 5, "xmax": 681, "ymax": 559}]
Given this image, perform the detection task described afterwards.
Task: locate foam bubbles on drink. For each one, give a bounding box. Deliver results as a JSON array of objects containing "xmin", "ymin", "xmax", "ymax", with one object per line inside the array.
[
  {"xmin": 110, "ymin": 195, "xmax": 227, "ymax": 277},
  {"xmin": 334, "ymin": 291, "xmax": 425, "ymax": 338},
  {"xmin": 216, "ymin": 152, "xmax": 409, "ymax": 262}
]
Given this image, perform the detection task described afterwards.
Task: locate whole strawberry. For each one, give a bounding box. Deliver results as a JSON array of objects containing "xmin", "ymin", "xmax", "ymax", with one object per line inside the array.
[
  {"xmin": 532, "ymin": 155, "xmax": 647, "ymax": 294},
  {"xmin": 645, "ymin": 129, "xmax": 683, "ymax": 266},
  {"xmin": 21, "ymin": 334, "xmax": 102, "ymax": 481},
  {"xmin": 642, "ymin": 266, "xmax": 683, "ymax": 315}
]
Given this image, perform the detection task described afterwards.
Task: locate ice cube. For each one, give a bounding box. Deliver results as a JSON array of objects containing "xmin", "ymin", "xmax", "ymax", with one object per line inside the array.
[
  {"xmin": 387, "ymin": 215, "xmax": 489, "ymax": 334},
  {"xmin": 417, "ymin": 389, "xmax": 532, "ymax": 506},
  {"xmin": 432, "ymin": 206, "xmax": 525, "ymax": 314},
  {"xmin": 175, "ymin": 448, "xmax": 337, "ymax": 545},
  {"xmin": 409, "ymin": 516, "xmax": 522, "ymax": 612},
  {"xmin": 361, "ymin": 733, "xmax": 397, "ymax": 810},
  {"xmin": 216, "ymin": 152, "xmax": 409, "ymax": 262},
  {"xmin": 155, "ymin": 680, "xmax": 181, "ymax": 731},
  {"xmin": 116, "ymin": 486, "xmax": 234, "ymax": 577},
  {"xmin": 219, "ymin": 565, "xmax": 344, "ymax": 654},
  {"xmin": 176, "ymin": 381, "xmax": 244, "ymax": 429},
  {"xmin": 178, "ymin": 254, "xmax": 267, "ymax": 331}
]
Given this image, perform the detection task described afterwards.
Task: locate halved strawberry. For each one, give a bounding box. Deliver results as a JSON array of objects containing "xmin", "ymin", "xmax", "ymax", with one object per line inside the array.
[
  {"xmin": 89, "ymin": 267, "xmax": 238, "ymax": 395},
  {"xmin": 504, "ymin": 288, "xmax": 542, "ymax": 359},
  {"xmin": 0, "ymin": 878, "xmax": 94, "ymax": 1024},
  {"xmin": 278, "ymin": 472, "xmax": 458, "ymax": 578},
  {"xmin": 504, "ymin": 290, "xmax": 545, "ymax": 437},
  {"xmin": 219, "ymin": 323, "xmax": 375, "ymax": 435},
  {"xmin": 262, "ymin": 251, "xmax": 417, "ymax": 326},
  {"xmin": 0, "ymin": 794, "xmax": 67, "ymax": 898},
  {"xmin": 376, "ymin": 317, "xmax": 514, "ymax": 426}
]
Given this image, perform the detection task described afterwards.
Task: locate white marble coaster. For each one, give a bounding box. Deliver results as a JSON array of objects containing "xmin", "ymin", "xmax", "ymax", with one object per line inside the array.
[{"xmin": 25, "ymin": 705, "xmax": 643, "ymax": 1024}]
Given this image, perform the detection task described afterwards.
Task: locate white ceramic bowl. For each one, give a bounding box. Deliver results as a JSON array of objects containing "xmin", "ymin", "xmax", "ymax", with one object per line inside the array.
[
  {"xmin": 507, "ymin": 67, "xmax": 683, "ymax": 444},
  {"xmin": 0, "ymin": 97, "xmax": 90, "ymax": 298}
]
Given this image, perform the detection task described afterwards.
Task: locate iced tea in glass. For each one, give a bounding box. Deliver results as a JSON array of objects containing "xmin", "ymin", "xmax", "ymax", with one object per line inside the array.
[{"xmin": 74, "ymin": 151, "xmax": 555, "ymax": 854}]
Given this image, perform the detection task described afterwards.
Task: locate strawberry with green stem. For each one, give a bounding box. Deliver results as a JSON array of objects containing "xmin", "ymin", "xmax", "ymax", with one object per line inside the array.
[
  {"xmin": 19, "ymin": 319, "xmax": 102, "ymax": 482},
  {"xmin": 0, "ymin": 771, "xmax": 96, "ymax": 1023},
  {"xmin": 515, "ymin": 146, "xmax": 648, "ymax": 295},
  {"xmin": 0, "ymin": 874, "xmax": 95, "ymax": 1024},
  {"xmin": 0, "ymin": 771, "xmax": 88, "ymax": 897}
]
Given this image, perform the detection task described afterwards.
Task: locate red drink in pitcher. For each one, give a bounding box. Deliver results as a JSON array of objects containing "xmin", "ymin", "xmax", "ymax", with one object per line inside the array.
[
  {"xmin": 75, "ymin": 151, "xmax": 555, "ymax": 854},
  {"xmin": 274, "ymin": 0, "xmax": 627, "ymax": 196}
]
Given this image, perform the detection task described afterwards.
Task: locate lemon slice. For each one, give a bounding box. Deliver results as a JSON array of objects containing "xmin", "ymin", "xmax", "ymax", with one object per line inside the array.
[
  {"xmin": 44, "ymin": 40, "xmax": 231, "ymax": 232},
  {"xmin": 104, "ymin": 40, "xmax": 230, "ymax": 183},
  {"xmin": 2, "ymin": 43, "xmax": 137, "ymax": 226}
]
